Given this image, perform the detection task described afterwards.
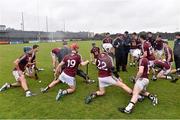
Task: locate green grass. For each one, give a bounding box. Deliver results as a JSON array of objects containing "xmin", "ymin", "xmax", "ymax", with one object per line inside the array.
[{"xmin": 0, "ymin": 41, "xmax": 180, "ymax": 119}]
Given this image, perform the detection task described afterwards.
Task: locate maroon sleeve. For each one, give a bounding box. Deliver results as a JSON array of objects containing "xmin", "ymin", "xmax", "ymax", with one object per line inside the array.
[
  {"xmin": 143, "ymin": 43, "xmax": 149, "ymax": 52},
  {"xmin": 78, "ymin": 55, "xmax": 82, "ymax": 64},
  {"xmin": 140, "ymin": 58, "xmax": 146, "ymax": 67},
  {"xmin": 62, "ymin": 55, "xmax": 68, "ymax": 63}
]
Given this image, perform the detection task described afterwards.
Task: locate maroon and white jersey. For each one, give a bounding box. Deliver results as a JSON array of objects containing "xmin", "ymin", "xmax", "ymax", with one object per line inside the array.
[
  {"xmin": 103, "ymin": 37, "xmax": 113, "ymax": 44},
  {"xmin": 52, "ymin": 48, "xmax": 60, "ymax": 56},
  {"xmin": 139, "ymin": 57, "xmax": 149, "ymax": 79},
  {"xmin": 14, "ymin": 54, "xmax": 30, "ymax": 72},
  {"xmin": 142, "ymin": 41, "xmax": 155, "ymax": 60},
  {"xmin": 164, "ymin": 46, "xmax": 173, "ymax": 62},
  {"xmin": 62, "ymin": 53, "xmax": 81, "ymax": 77},
  {"xmin": 154, "ymin": 60, "xmax": 170, "ymax": 70},
  {"xmin": 155, "ymin": 39, "xmax": 164, "ymax": 50},
  {"xmin": 96, "ymin": 53, "xmax": 113, "ymax": 77},
  {"xmin": 91, "ymin": 47, "xmax": 100, "ymax": 58}
]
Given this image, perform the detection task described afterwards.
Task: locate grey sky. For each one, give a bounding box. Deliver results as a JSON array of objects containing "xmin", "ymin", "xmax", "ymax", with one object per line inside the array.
[{"xmin": 0, "ymin": 0, "xmax": 179, "ymax": 33}]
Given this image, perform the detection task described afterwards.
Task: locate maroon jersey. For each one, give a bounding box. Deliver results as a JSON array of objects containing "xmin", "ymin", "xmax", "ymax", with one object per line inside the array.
[
  {"xmin": 96, "ymin": 53, "xmax": 113, "ymax": 77},
  {"xmin": 142, "ymin": 41, "xmax": 155, "ymax": 60},
  {"xmin": 103, "ymin": 37, "xmax": 113, "ymax": 44},
  {"xmin": 91, "ymin": 47, "xmax": 100, "ymax": 58},
  {"xmin": 164, "ymin": 46, "xmax": 173, "ymax": 62},
  {"xmin": 62, "ymin": 53, "xmax": 81, "ymax": 77},
  {"xmin": 52, "ymin": 48, "xmax": 60, "ymax": 56},
  {"xmin": 139, "ymin": 58, "xmax": 149, "ymax": 79},
  {"xmin": 130, "ymin": 39, "xmax": 138, "ymax": 49},
  {"xmin": 14, "ymin": 54, "xmax": 30, "ymax": 72},
  {"xmin": 154, "ymin": 60, "xmax": 170, "ymax": 70},
  {"xmin": 155, "ymin": 39, "xmax": 163, "ymax": 50}
]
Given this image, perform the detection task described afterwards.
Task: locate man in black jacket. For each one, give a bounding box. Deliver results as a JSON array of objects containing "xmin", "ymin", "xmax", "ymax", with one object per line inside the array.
[
  {"xmin": 174, "ymin": 32, "xmax": 180, "ymax": 75},
  {"xmin": 113, "ymin": 33, "xmax": 126, "ymax": 72},
  {"xmin": 123, "ymin": 31, "xmax": 131, "ymax": 71}
]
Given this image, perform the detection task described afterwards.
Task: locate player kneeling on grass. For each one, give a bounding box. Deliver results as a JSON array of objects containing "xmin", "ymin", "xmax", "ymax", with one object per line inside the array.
[
  {"xmin": 0, "ymin": 53, "xmax": 35, "ymax": 97},
  {"xmin": 41, "ymin": 43, "xmax": 89, "ymax": 101},
  {"xmin": 152, "ymin": 60, "xmax": 178, "ymax": 83},
  {"xmin": 85, "ymin": 45, "xmax": 133, "ymax": 104},
  {"xmin": 119, "ymin": 49, "xmax": 158, "ymax": 114}
]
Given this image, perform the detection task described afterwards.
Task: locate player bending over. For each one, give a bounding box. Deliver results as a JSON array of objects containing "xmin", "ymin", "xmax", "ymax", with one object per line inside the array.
[
  {"xmin": 51, "ymin": 47, "xmax": 61, "ymax": 72},
  {"xmin": 152, "ymin": 60, "xmax": 178, "ymax": 83},
  {"xmin": 41, "ymin": 43, "xmax": 89, "ymax": 101},
  {"xmin": 24, "ymin": 45, "xmax": 40, "ymax": 80},
  {"xmin": 0, "ymin": 52, "xmax": 35, "ymax": 97},
  {"xmin": 119, "ymin": 49, "xmax": 158, "ymax": 114},
  {"xmin": 85, "ymin": 45, "xmax": 133, "ymax": 104}
]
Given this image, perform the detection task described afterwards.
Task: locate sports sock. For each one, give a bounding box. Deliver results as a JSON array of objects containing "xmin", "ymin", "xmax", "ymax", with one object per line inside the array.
[
  {"xmin": 25, "ymin": 90, "xmax": 31, "ymax": 94},
  {"xmin": 166, "ymin": 75, "xmax": 172, "ymax": 80},
  {"xmin": 148, "ymin": 94, "xmax": 154, "ymax": 100},
  {"xmin": 62, "ymin": 90, "xmax": 68, "ymax": 95},
  {"xmin": 125, "ymin": 102, "xmax": 135, "ymax": 111},
  {"xmin": 44, "ymin": 86, "xmax": 50, "ymax": 91},
  {"xmin": 90, "ymin": 92, "xmax": 97, "ymax": 98}
]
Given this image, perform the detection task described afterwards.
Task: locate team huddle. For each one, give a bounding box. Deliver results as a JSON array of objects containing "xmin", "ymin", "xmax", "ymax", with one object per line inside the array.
[{"xmin": 0, "ymin": 32, "xmax": 179, "ymax": 114}]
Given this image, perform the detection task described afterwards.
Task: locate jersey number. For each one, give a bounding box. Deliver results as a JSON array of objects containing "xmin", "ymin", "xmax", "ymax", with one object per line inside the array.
[
  {"xmin": 97, "ymin": 60, "xmax": 108, "ymax": 71},
  {"xmin": 67, "ymin": 60, "xmax": 76, "ymax": 67}
]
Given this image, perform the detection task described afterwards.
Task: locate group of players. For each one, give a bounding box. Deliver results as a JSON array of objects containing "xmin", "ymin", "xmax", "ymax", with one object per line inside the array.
[{"xmin": 0, "ymin": 32, "xmax": 179, "ymax": 114}]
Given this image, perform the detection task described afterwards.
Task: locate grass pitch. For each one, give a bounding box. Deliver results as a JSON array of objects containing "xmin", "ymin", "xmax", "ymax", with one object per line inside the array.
[{"xmin": 0, "ymin": 41, "xmax": 180, "ymax": 119}]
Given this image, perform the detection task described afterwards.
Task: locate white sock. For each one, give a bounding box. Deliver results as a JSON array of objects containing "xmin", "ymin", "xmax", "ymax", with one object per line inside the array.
[
  {"xmin": 62, "ymin": 90, "xmax": 68, "ymax": 95},
  {"xmin": 26, "ymin": 90, "xmax": 31, "ymax": 94},
  {"xmin": 125, "ymin": 102, "xmax": 134, "ymax": 111},
  {"xmin": 166, "ymin": 76, "xmax": 172, "ymax": 80}
]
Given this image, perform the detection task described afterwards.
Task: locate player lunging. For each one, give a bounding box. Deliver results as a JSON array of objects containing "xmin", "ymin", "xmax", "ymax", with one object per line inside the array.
[
  {"xmin": 85, "ymin": 45, "xmax": 133, "ymax": 104},
  {"xmin": 119, "ymin": 49, "xmax": 158, "ymax": 114},
  {"xmin": 41, "ymin": 43, "xmax": 89, "ymax": 101},
  {"xmin": 0, "ymin": 52, "xmax": 35, "ymax": 97}
]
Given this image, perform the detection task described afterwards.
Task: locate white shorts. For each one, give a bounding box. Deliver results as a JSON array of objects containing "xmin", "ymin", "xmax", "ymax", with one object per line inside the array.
[
  {"xmin": 148, "ymin": 60, "xmax": 154, "ymax": 67},
  {"xmin": 156, "ymin": 50, "xmax": 163, "ymax": 57},
  {"xmin": 12, "ymin": 70, "xmax": 21, "ymax": 81},
  {"xmin": 58, "ymin": 72, "xmax": 76, "ymax": 86},
  {"xmin": 98, "ymin": 76, "xmax": 118, "ymax": 88},
  {"xmin": 160, "ymin": 68, "xmax": 171, "ymax": 75},
  {"xmin": 134, "ymin": 78, "xmax": 149, "ymax": 91}
]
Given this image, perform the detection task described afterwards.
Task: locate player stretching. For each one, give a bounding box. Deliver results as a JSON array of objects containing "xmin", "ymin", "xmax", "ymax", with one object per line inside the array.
[
  {"xmin": 50, "ymin": 41, "xmax": 94, "ymax": 84},
  {"xmin": 0, "ymin": 53, "xmax": 35, "ymax": 97},
  {"xmin": 152, "ymin": 60, "xmax": 178, "ymax": 82},
  {"xmin": 119, "ymin": 49, "xmax": 158, "ymax": 114},
  {"xmin": 41, "ymin": 43, "xmax": 89, "ymax": 100},
  {"xmin": 85, "ymin": 45, "xmax": 133, "ymax": 104},
  {"xmin": 25, "ymin": 45, "xmax": 40, "ymax": 80}
]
